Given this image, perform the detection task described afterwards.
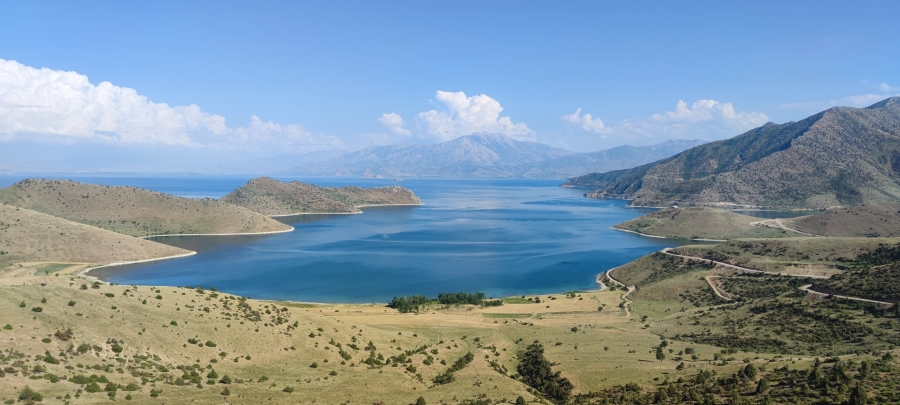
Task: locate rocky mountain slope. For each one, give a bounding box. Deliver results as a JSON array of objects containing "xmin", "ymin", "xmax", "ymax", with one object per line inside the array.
[
  {"xmin": 0, "ymin": 179, "xmax": 292, "ymax": 237},
  {"xmin": 564, "ymin": 97, "xmax": 900, "ymax": 209},
  {"xmin": 283, "ymin": 133, "xmax": 703, "ymax": 178},
  {"xmin": 220, "ymin": 177, "xmax": 422, "ymax": 215}
]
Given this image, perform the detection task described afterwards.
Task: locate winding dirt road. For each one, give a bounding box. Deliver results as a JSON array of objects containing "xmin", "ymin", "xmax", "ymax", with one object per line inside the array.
[{"xmin": 661, "ymin": 248, "xmax": 895, "ymax": 308}]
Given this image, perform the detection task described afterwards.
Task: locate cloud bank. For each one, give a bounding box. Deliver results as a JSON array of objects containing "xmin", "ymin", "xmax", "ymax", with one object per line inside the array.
[
  {"xmin": 781, "ymin": 83, "xmax": 900, "ymax": 112},
  {"xmin": 378, "ymin": 113, "xmax": 411, "ymax": 136},
  {"xmin": 415, "ymin": 91, "xmax": 533, "ymax": 141},
  {"xmin": 0, "ymin": 59, "xmax": 342, "ymax": 152},
  {"xmin": 563, "ymin": 99, "xmax": 769, "ymax": 142}
]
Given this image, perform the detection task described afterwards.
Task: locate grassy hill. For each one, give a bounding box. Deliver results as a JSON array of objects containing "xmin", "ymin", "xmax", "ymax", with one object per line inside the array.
[
  {"xmin": 613, "ymin": 207, "xmax": 789, "ymax": 240},
  {"xmin": 220, "ymin": 177, "xmax": 422, "ymax": 216},
  {"xmin": 564, "ymin": 97, "xmax": 900, "ymax": 209},
  {"xmin": 2, "ymin": 236, "xmax": 900, "ymax": 404},
  {"xmin": 0, "ymin": 179, "xmax": 292, "ymax": 237},
  {"xmin": 788, "ymin": 203, "xmax": 900, "ymax": 237},
  {"xmin": 0, "ymin": 204, "xmax": 190, "ymax": 273}
]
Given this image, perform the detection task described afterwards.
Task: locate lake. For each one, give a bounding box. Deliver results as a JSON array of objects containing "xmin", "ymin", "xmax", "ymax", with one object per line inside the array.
[{"xmin": 1, "ymin": 175, "xmax": 696, "ymax": 303}]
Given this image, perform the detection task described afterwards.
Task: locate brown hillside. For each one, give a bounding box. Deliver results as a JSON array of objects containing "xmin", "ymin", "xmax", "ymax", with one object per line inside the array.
[
  {"xmin": 0, "ymin": 204, "xmax": 190, "ymax": 270},
  {"xmin": 613, "ymin": 207, "xmax": 790, "ymax": 240},
  {"xmin": 0, "ymin": 179, "xmax": 292, "ymax": 237},
  {"xmin": 221, "ymin": 177, "xmax": 423, "ymax": 216},
  {"xmin": 565, "ymin": 97, "xmax": 900, "ymax": 209},
  {"xmin": 788, "ymin": 203, "xmax": 900, "ymax": 237}
]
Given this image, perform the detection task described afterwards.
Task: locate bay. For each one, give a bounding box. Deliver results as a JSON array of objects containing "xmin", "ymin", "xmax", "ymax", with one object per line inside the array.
[{"xmin": 1, "ymin": 175, "xmax": 697, "ymax": 303}]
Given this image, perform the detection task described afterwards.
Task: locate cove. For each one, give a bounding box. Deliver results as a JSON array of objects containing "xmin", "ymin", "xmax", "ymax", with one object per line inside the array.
[{"xmin": 58, "ymin": 177, "xmax": 699, "ymax": 303}]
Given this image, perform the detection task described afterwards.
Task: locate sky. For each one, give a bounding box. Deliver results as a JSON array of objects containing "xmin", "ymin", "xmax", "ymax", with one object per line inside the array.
[{"xmin": 1, "ymin": 1, "xmax": 899, "ymax": 172}]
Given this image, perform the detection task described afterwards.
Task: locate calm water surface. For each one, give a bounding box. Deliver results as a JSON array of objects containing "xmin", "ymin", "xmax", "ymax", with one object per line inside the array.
[{"xmin": 1, "ymin": 175, "xmax": 698, "ymax": 302}]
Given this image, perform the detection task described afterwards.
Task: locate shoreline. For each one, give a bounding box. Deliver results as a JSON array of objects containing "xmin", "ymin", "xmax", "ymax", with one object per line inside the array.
[
  {"xmin": 139, "ymin": 226, "xmax": 295, "ymax": 239},
  {"xmin": 269, "ymin": 203, "xmax": 424, "ymax": 217},
  {"xmin": 610, "ymin": 226, "xmax": 727, "ymax": 242},
  {"xmin": 79, "ymin": 251, "xmax": 199, "ymax": 282}
]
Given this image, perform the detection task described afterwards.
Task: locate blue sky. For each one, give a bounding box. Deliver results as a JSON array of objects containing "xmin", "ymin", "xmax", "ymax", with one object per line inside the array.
[{"xmin": 1, "ymin": 1, "xmax": 899, "ymax": 171}]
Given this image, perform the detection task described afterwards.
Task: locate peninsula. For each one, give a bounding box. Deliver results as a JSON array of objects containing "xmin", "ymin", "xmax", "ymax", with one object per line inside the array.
[{"xmin": 220, "ymin": 177, "xmax": 423, "ymax": 216}]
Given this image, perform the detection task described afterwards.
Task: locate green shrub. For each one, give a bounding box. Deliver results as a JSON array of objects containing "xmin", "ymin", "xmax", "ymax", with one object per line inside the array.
[{"xmin": 18, "ymin": 386, "xmax": 42, "ymax": 402}]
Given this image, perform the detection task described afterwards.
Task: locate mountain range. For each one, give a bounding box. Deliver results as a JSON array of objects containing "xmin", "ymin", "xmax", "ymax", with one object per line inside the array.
[
  {"xmin": 563, "ymin": 97, "xmax": 900, "ymax": 209},
  {"xmin": 277, "ymin": 133, "xmax": 706, "ymax": 178}
]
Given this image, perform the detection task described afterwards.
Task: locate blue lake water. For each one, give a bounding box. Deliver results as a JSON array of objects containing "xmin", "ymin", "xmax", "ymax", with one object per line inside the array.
[{"xmin": 1, "ymin": 175, "xmax": 700, "ymax": 303}]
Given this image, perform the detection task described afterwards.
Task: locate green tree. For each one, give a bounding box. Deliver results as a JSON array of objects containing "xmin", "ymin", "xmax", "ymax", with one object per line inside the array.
[
  {"xmin": 656, "ymin": 346, "xmax": 666, "ymax": 361},
  {"xmin": 849, "ymin": 384, "xmax": 868, "ymax": 405},
  {"xmin": 516, "ymin": 342, "xmax": 573, "ymax": 404},
  {"xmin": 415, "ymin": 396, "xmax": 426, "ymax": 405},
  {"xmin": 516, "ymin": 396, "xmax": 526, "ymax": 405}
]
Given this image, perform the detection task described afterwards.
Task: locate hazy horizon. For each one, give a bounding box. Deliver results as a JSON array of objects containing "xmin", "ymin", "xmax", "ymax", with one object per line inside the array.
[{"xmin": 2, "ymin": 2, "xmax": 899, "ymax": 173}]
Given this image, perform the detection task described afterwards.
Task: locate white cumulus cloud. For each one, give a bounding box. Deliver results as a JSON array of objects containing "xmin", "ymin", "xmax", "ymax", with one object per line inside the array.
[
  {"xmin": 562, "ymin": 108, "xmax": 605, "ymax": 133},
  {"xmin": 0, "ymin": 59, "xmax": 342, "ymax": 152},
  {"xmin": 566, "ymin": 100, "xmax": 768, "ymax": 142},
  {"xmin": 378, "ymin": 112, "xmax": 410, "ymax": 136},
  {"xmin": 781, "ymin": 83, "xmax": 900, "ymax": 112},
  {"xmin": 416, "ymin": 91, "xmax": 533, "ymax": 141}
]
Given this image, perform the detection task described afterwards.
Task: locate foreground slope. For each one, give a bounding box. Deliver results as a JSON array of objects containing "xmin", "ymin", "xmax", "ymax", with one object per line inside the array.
[
  {"xmin": 0, "ymin": 179, "xmax": 292, "ymax": 237},
  {"xmin": 565, "ymin": 97, "xmax": 900, "ymax": 209},
  {"xmin": 0, "ymin": 204, "xmax": 190, "ymax": 272},
  {"xmin": 220, "ymin": 177, "xmax": 423, "ymax": 215},
  {"xmin": 3, "ymin": 237, "xmax": 900, "ymax": 404}
]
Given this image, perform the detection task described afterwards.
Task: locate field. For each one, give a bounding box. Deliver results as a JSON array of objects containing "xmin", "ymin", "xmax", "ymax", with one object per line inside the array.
[{"xmin": 3, "ymin": 235, "xmax": 900, "ymax": 404}]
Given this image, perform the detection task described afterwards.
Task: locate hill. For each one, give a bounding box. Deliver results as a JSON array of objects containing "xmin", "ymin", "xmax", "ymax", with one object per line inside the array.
[
  {"xmin": 0, "ymin": 204, "xmax": 190, "ymax": 272},
  {"xmin": 0, "ymin": 179, "xmax": 292, "ymax": 237},
  {"xmin": 787, "ymin": 203, "xmax": 900, "ymax": 237},
  {"xmin": 220, "ymin": 177, "xmax": 423, "ymax": 215},
  {"xmin": 564, "ymin": 97, "xmax": 900, "ymax": 209},
  {"xmin": 612, "ymin": 207, "xmax": 789, "ymax": 240},
  {"xmin": 282, "ymin": 133, "xmax": 703, "ymax": 178}
]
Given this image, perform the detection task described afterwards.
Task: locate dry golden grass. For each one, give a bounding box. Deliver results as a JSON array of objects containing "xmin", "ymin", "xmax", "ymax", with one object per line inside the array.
[
  {"xmin": 0, "ymin": 204, "xmax": 190, "ymax": 275},
  {"xmin": 0, "ymin": 268, "xmax": 766, "ymax": 405},
  {"xmin": 788, "ymin": 203, "xmax": 900, "ymax": 237},
  {"xmin": 0, "ymin": 179, "xmax": 291, "ymax": 237},
  {"xmin": 613, "ymin": 207, "xmax": 790, "ymax": 240}
]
